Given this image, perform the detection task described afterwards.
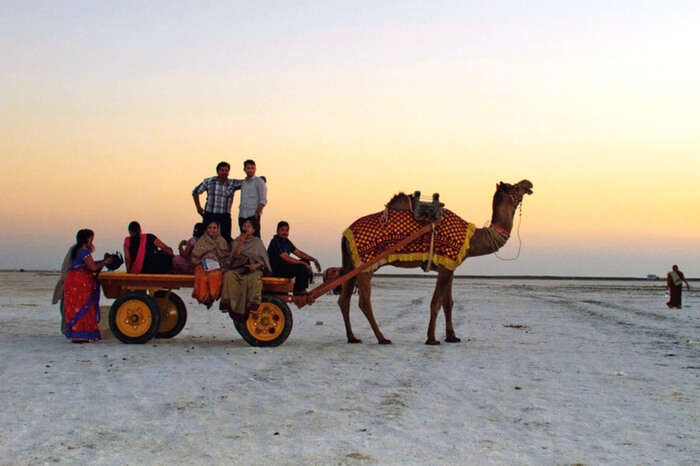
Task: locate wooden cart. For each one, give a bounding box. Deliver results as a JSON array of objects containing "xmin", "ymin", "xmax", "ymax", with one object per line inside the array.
[
  {"xmin": 99, "ymin": 273, "xmax": 298, "ymax": 347},
  {"xmin": 98, "ymin": 222, "xmax": 436, "ymax": 347}
]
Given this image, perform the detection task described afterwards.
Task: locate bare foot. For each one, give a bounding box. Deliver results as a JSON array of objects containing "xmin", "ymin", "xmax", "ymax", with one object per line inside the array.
[
  {"xmin": 445, "ymin": 336, "xmax": 461, "ymax": 343},
  {"xmin": 378, "ymin": 339, "xmax": 392, "ymax": 345},
  {"xmin": 348, "ymin": 337, "xmax": 362, "ymax": 344},
  {"xmin": 425, "ymin": 339, "xmax": 441, "ymax": 345}
]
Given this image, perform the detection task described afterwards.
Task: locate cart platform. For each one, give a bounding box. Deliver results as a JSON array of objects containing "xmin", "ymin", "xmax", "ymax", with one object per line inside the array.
[{"xmin": 99, "ymin": 272, "xmax": 294, "ymax": 299}]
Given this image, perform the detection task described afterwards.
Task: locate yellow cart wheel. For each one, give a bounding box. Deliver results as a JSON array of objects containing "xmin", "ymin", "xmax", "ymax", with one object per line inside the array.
[
  {"xmin": 233, "ymin": 294, "xmax": 293, "ymax": 347},
  {"xmin": 154, "ymin": 291, "xmax": 187, "ymax": 339},
  {"xmin": 109, "ymin": 292, "xmax": 161, "ymax": 344}
]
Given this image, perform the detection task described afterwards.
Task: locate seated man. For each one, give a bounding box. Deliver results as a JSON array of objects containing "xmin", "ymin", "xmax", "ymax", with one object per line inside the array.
[{"xmin": 267, "ymin": 221, "xmax": 321, "ymax": 295}]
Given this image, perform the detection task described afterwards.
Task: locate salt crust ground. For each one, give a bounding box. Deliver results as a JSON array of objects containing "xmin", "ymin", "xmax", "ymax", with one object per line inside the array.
[{"xmin": 0, "ymin": 271, "xmax": 698, "ymax": 465}]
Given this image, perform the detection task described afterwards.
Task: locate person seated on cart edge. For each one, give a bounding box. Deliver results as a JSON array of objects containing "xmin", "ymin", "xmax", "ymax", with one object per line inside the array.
[
  {"xmin": 192, "ymin": 161, "xmax": 242, "ymax": 243},
  {"xmin": 220, "ymin": 218, "xmax": 271, "ymax": 322},
  {"xmin": 124, "ymin": 221, "xmax": 174, "ymax": 274},
  {"xmin": 172, "ymin": 222, "xmax": 205, "ymax": 274},
  {"xmin": 191, "ymin": 221, "xmax": 230, "ymax": 307},
  {"xmin": 267, "ymin": 221, "xmax": 321, "ymax": 295}
]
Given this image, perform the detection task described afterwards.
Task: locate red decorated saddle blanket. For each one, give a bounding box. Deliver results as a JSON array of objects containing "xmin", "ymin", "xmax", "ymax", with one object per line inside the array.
[{"xmin": 343, "ymin": 209, "xmax": 476, "ymax": 272}]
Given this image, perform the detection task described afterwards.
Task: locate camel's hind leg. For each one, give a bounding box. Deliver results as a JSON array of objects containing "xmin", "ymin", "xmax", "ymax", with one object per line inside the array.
[
  {"xmin": 426, "ymin": 269, "xmax": 453, "ymax": 345},
  {"xmin": 338, "ymin": 237, "xmax": 363, "ymax": 343},
  {"xmin": 338, "ymin": 275, "xmax": 361, "ymax": 343},
  {"xmin": 356, "ymin": 272, "xmax": 391, "ymax": 344}
]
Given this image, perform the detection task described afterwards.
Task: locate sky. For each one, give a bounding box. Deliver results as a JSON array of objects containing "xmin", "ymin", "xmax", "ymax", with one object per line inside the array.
[{"xmin": 2, "ymin": 1, "xmax": 699, "ymax": 276}]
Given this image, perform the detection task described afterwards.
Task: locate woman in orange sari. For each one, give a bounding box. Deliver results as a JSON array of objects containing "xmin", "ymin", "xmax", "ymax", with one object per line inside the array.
[
  {"xmin": 191, "ymin": 221, "xmax": 230, "ymax": 307},
  {"xmin": 63, "ymin": 229, "xmax": 112, "ymax": 343}
]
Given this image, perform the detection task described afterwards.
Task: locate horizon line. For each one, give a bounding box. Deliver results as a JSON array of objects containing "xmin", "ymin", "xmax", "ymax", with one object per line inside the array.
[{"xmin": 3, "ymin": 270, "xmax": 696, "ymax": 281}]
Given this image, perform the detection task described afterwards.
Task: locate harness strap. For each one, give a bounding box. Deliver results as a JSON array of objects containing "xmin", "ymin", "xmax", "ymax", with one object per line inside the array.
[
  {"xmin": 491, "ymin": 223, "xmax": 510, "ymax": 238},
  {"xmin": 425, "ymin": 224, "xmax": 436, "ymax": 272}
]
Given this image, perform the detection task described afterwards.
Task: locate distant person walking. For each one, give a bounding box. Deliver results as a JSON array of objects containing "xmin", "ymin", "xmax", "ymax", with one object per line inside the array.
[
  {"xmin": 192, "ymin": 161, "xmax": 242, "ymax": 242},
  {"xmin": 666, "ymin": 264, "xmax": 690, "ymax": 309},
  {"xmin": 238, "ymin": 159, "xmax": 267, "ymax": 238}
]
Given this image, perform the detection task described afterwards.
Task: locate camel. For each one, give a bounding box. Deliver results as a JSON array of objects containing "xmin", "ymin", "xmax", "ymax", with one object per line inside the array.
[{"xmin": 337, "ymin": 179, "xmax": 533, "ymax": 345}]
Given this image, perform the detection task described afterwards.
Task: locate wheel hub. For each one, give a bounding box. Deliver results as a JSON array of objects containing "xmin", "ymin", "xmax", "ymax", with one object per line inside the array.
[{"xmin": 246, "ymin": 303, "xmax": 284, "ymax": 340}]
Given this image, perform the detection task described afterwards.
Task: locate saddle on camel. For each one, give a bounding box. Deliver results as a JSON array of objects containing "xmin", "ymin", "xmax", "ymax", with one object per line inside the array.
[{"xmin": 337, "ymin": 179, "xmax": 533, "ymax": 345}]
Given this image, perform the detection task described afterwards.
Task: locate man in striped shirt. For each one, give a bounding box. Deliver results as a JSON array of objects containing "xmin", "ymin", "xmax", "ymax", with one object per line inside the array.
[{"xmin": 192, "ymin": 161, "xmax": 242, "ymax": 242}]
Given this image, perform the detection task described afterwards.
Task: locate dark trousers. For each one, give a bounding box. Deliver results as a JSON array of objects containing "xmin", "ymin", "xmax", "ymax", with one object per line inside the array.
[
  {"xmin": 202, "ymin": 212, "xmax": 232, "ymax": 242},
  {"xmin": 238, "ymin": 216, "xmax": 261, "ymax": 238},
  {"xmin": 274, "ymin": 259, "xmax": 312, "ymax": 292}
]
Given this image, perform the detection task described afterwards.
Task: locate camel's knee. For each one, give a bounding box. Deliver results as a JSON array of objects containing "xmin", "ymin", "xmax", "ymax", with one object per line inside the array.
[
  {"xmin": 429, "ymin": 304, "xmax": 441, "ymax": 317},
  {"xmin": 337, "ymin": 294, "xmax": 351, "ymax": 311},
  {"xmin": 358, "ymin": 302, "xmax": 374, "ymax": 318},
  {"xmin": 358, "ymin": 294, "xmax": 370, "ymax": 310},
  {"xmin": 357, "ymin": 287, "xmax": 372, "ymax": 311}
]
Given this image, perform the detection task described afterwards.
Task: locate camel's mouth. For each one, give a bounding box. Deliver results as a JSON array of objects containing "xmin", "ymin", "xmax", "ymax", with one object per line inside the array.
[{"xmin": 516, "ymin": 180, "xmax": 533, "ymax": 195}]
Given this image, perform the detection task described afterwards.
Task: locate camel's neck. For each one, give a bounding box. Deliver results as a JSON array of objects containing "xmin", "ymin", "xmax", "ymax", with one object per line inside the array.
[
  {"xmin": 468, "ymin": 227, "xmax": 508, "ymax": 257},
  {"xmin": 467, "ymin": 200, "xmax": 517, "ymax": 257}
]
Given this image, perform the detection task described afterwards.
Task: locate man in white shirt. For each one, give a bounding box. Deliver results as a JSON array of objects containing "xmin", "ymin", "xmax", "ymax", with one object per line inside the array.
[{"xmin": 238, "ymin": 159, "xmax": 267, "ymax": 238}]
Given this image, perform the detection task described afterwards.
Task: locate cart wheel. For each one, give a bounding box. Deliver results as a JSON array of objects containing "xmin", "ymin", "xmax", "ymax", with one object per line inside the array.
[
  {"xmin": 109, "ymin": 292, "xmax": 161, "ymax": 344},
  {"xmin": 154, "ymin": 291, "xmax": 188, "ymax": 339},
  {"xmin": 233, "ymin": 294, "xmax": 293, "ymax": 347}
]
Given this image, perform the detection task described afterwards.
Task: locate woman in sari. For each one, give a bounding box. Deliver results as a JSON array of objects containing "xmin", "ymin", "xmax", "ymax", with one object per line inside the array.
[
  {"xmin": 124, "ymin": 221, "xmax": 174, "ymax": 274},
  {"xmin": 220, "ymin": 219, "xmax": 271, "ymax": 322},
  {"xmin": 191, "ymin": 221, "xmax": 230, "ymax": 306},
  {"xmin": 666, "ymin": 264, "xmax": 690, "ymax": 309},
  {"xmin": 63, "ymin": 229, "xmax": 112, "ymax": 343}
]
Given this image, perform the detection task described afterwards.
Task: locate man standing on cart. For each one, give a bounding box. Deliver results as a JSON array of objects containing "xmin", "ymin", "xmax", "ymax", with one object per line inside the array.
[
  {"xmin": 238, "ymin": 159, "xmax": 267, "ymax": 238},
  {"xmin": 192, "ymin": 161, "xmax": 242, "ymax": 243}
]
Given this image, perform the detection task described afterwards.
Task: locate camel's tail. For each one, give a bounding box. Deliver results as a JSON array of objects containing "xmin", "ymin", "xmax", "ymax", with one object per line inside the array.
[{"xmin": 340, "ymin": 236, "xmax": 357, "ymax": 294}]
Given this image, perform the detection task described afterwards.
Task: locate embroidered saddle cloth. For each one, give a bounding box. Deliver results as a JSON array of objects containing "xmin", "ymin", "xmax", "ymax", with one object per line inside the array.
[{"xmin": 343, "ymin": 209, "xmax": 476, "ymax": 272}]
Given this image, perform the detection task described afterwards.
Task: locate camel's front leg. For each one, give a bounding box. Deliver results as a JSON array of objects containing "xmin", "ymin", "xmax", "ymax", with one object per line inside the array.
[
  {"xmin": 426, "ymin": 279, "xmax": 442, "ymax": 345},
  {"xmin": 442, "ymin": 272, "xmax": 460, "ymax": 343},
  {"xmin": 357, "ymin": 273, "xmax": 391, "ymax": 344}
]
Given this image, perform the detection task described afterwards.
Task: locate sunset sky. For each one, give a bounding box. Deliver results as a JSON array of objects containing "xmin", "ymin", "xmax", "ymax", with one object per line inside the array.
[{"xmin": 2, "ymin": 1, "xmax": 699, "ymax": 276}]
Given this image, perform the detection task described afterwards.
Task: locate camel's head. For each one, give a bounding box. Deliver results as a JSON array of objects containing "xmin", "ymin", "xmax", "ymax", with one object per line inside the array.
[{"xmin": 496, "ymin": 179, "xmax": 534, "ymax": 206}]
